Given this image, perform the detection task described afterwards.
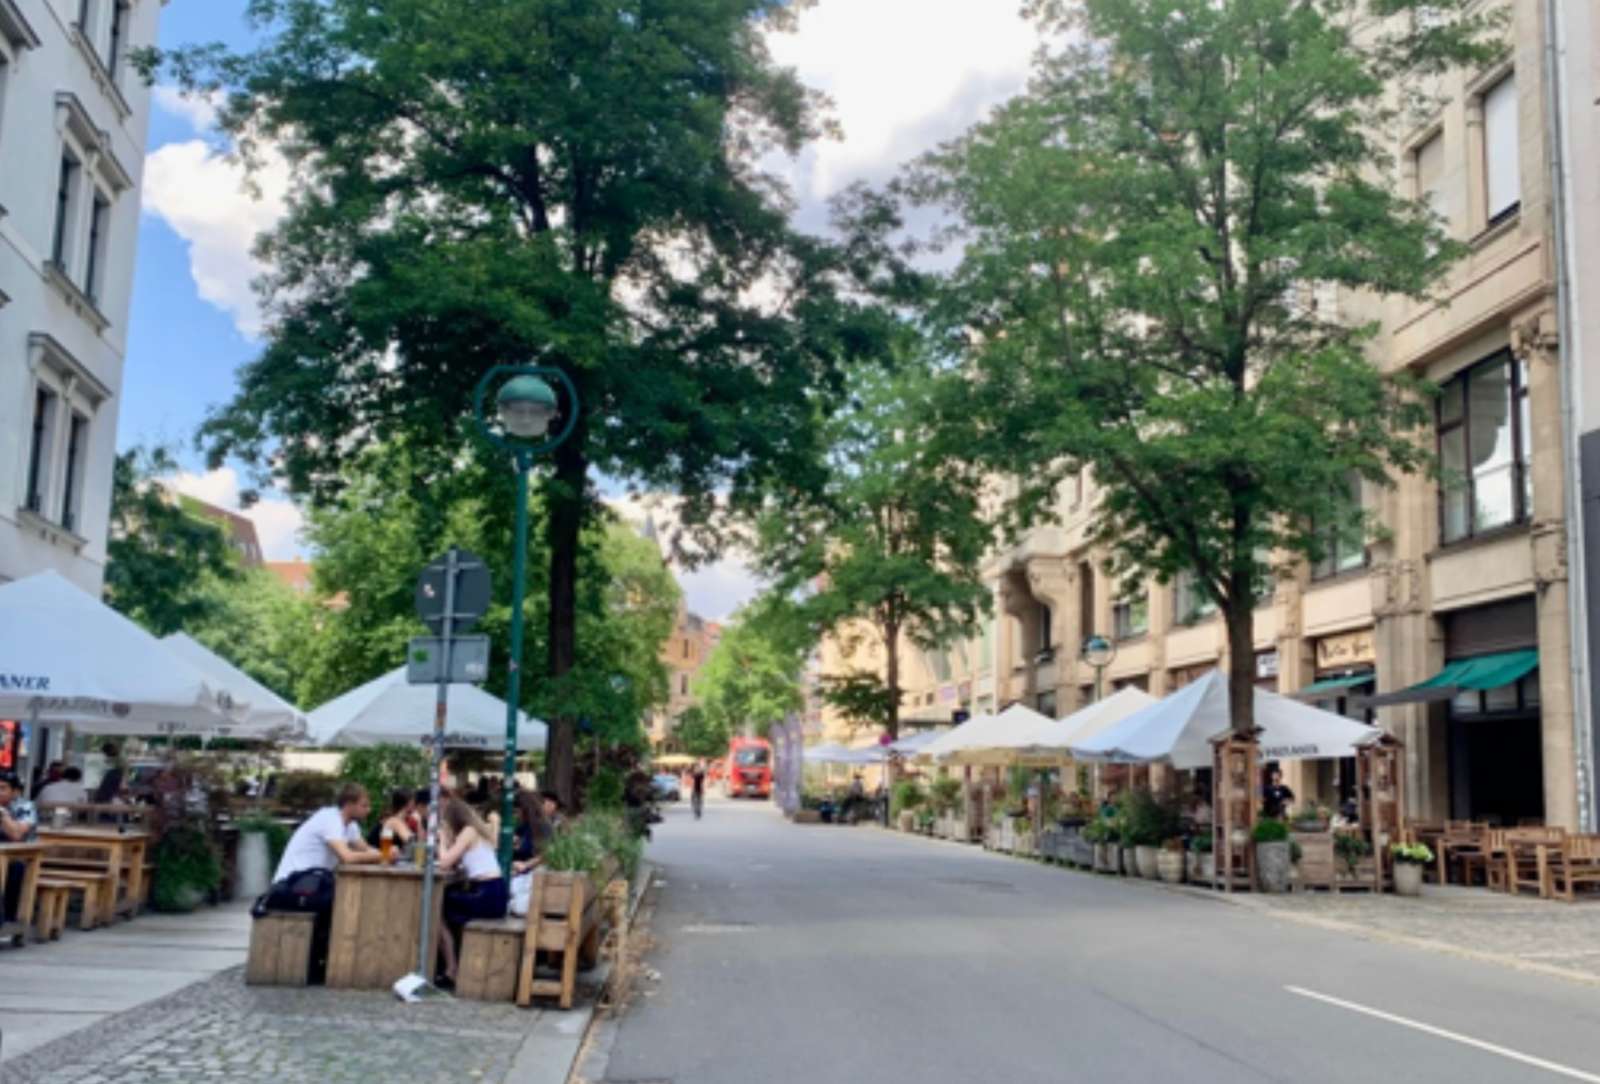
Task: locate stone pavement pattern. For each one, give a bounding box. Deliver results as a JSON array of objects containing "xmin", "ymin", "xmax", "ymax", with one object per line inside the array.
[
  {"xmin": 0, "ymin": 967, "xmax": 534, "ymax": 1084},
  {"xmin": 1246, "ymin": 885, "xmax": 1600, "ymax": 981}
]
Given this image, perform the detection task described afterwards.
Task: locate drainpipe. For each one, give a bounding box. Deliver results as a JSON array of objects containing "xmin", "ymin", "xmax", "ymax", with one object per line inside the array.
[{"xmin": 1542, "ymin": 0, "xmax": 1596, "ymax": 831}]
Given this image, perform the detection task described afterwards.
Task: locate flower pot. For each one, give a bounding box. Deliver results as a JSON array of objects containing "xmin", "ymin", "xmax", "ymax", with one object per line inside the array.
[
  {"xmin": 898, "ymin": 811, "xmax": 916, "ymax": 832},
  {"xmin": 1136, "ymin": 845, "xmax": 1160, "ymax": 880},
  {"xmin": 1185, "ymin": 852, "xmax": 1199, "ymax": 880},
  {"xmin": 1120, "ymin": 846, "xmax": 1136, "ymax": 876},
  {"xmin": 1157, "ymin": 850, "xmax": 1186, "ymax": 884},
  {"xmin": 1256, "ymin": 840, "xmax": 1292, "ymax": 894},
  {"xmin": 1393, "ymin": 861, "xmax": 1423, "ymax": 897},
  {"xmin": 1200, "ymin": 853, "xmax": 1216, "ymax": 883},
  {"xmin": 236, "ymin": 831, "xmax": 272, "ymax": 900}
]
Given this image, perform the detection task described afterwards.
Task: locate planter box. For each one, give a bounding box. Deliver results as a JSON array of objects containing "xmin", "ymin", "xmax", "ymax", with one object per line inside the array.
[{"xmin": 792, "ymin": 810, "xmax": 822, "ymax": 824}]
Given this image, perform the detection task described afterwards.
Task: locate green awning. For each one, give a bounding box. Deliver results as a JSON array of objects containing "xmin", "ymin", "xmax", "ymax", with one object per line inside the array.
[
  {"xmin": 1364, "ymin": 649, "xmax": 1539, "ymax": 708},
  {"xmin": 1295, "ymin": 673, "xmax": 1375, "ymax": 699}
]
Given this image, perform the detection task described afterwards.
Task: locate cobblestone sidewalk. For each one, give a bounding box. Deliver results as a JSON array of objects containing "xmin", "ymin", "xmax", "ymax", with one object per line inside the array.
[
  {"xmin": 0, "ymin": 968, "xmax": 543, "ymax": 1084},
  {"xmin": 1243, "ymin": 885, "xmax": 1600, "ymax": 983}
]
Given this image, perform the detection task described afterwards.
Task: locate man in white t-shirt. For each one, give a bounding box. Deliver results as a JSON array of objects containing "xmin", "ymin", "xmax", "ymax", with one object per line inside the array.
[
  {"xmin": 36, "ymin": 766, "xmax": 89, "ymax": 805},
  {"xmin": 274, "ymin": 783, "xmax": 381, "ymax": 882}
]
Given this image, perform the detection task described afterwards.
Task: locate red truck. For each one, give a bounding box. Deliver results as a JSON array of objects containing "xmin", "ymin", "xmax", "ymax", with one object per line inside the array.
[{"xmin": 723, "ymin": 737, "xmax": 773, "ymax": 799}]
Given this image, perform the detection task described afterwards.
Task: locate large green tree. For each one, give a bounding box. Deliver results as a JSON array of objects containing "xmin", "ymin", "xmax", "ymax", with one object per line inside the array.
[
  {"xmin": 910, "ymin": 0, "xmax": 1499, "ymax": 732},
  {"xmin": 693, "ymin": 606, "xmax": 806, "ymax": 738},
  {"xmin": 755, "ymin": 357, "xmax": 990, "ymax": 739},
  {"xmin": 105, "ymin": 448, "xmax": 241, "ymax": 636},
  {"xmin": 152, "ymin": 0, "xmax": 872, "ymax": 803}
]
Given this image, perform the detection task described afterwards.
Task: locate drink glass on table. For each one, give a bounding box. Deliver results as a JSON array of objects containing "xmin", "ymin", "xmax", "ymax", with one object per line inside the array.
[{"xmin": 380, "ymin": 825, "xmax": 395, "ymax": 864}]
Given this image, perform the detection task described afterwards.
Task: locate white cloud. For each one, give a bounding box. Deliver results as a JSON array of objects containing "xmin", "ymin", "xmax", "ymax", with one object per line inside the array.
[
  {"xmin": 141, "ymin": 138, "xmax": 291, "ymax": 339},
  {"xmin": 767, "ymin": 0, "xmax": 1035, "ymax": 207},
  {"xmin": 168, "ymin": 467, "xmax": 308, "ymax": 562},
  {"xmin": 152, "ymin": 85, "xmax": 223, "ymax": 134},
  {"xmin": 606, "ymin": 492, "xmax": 766, "ymax": 622}
]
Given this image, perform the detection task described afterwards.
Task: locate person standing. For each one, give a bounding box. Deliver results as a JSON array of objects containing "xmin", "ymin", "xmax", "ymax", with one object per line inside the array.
[
  {"xmin": 1261, "ymin": 767, "xmax": 1295, "ymax": 819},
  {"xmin": 690, "ymin": 760, "xmax": 707, "ymax": 819},
  {"xmin": 92, "ymin": 744, "xmax": 125, "ymax": 803}
]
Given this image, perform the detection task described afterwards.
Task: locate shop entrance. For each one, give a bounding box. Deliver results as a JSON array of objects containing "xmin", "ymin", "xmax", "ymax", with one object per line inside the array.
[{"xmin": 1449, "ymin": 714, "xmax": 1544, "ymax": 825}]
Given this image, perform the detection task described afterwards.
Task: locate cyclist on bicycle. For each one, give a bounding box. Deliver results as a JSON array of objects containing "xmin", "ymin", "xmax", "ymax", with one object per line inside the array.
[{"xmin": 690, "ymin": 760, "xmax": 706, "ymax": 819}]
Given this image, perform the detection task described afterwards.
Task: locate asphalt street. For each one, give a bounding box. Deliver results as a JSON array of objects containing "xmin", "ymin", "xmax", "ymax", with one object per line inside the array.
[{"xmin": 604, "ymin": 797, "xmax": 1600, "ymax": 1084}]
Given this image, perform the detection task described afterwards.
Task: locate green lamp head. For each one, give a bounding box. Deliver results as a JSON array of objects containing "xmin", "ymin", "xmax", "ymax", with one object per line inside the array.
[{"xmin": 496, "ymin": 374, "xmax": 559, "ymax": 439}]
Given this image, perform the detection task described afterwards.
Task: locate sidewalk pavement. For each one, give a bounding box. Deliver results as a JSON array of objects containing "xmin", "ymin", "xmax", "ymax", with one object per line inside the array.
[{"xmin": 0, "ymin": 901, "xmax": 252, "ymax": 1063}]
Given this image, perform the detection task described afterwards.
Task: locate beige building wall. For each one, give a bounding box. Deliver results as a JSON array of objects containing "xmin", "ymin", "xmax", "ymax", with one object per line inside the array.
[{"xmin": 645, "ymin": 604, "xmax": 722, "ymax": 750}]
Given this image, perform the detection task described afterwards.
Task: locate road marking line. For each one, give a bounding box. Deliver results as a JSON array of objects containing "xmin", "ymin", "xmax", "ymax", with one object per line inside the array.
[{"xmin": 1286, "ymin": 986, "xmax": 1600, "ymax": 1083}]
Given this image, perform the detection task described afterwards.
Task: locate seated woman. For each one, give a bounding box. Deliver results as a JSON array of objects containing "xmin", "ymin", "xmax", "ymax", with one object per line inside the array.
[
  {"xmin": 511, "ymin": 790, "xmax": 551, "ymax": 875},
  {"xmin": 434, "ymin": 798, "xmax": 508, "ymax": 988},
  {"xmin": 366, "ymin": 788, "xmax": 416, "ymax": 850}
]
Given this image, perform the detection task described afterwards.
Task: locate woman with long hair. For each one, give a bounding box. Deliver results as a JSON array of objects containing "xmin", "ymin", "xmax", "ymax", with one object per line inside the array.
[
  {"xmin": 434, "ymin": 797, "xmax": 508, "ymax": 988},
  {"xmin": 511, "ymin": 789, "xmax": 551, "ymax": 875}
]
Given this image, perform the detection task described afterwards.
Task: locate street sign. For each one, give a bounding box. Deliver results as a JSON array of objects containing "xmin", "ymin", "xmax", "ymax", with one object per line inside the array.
[
  {"xmin": 415, "ymin": 548, "xmax": 492, "ymax": 635},
  {"xmin": 406, "ymin": 635, "xmax": 491, "ymax": 685}
]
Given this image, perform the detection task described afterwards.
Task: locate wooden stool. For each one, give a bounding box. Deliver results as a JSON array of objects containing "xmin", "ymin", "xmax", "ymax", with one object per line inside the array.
[
  {"xmin": 457, "ymin": 917, "xmax": 525, "ymax": 1001},
  {"xmin": 33, "ymin": 882, "xmax": 71, "ymax": 941},
  {"xmin": 246, "ymin": 912, "xmax": 316, "ymax": 987},
  {"xmin": 37, "ymin": 873, "xmax": 108, "ymax": 930}
]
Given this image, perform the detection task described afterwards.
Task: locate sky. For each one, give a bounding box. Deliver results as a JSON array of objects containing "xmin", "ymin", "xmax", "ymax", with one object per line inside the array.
[{"xmin": 127, "ymin": 0, "xmax": 1039, "ymax": 620}]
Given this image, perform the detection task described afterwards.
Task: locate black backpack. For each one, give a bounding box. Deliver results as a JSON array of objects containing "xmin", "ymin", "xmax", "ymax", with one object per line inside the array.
[{"xmin": 252, "ymin": 867, "xmax": 336, "ymax": 918}]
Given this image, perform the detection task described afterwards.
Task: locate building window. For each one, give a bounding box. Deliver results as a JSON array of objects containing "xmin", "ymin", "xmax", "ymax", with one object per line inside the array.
[
  {"xmin": 679, "ymin": 674, "xmax": 689, "ymax": 696},
  {"xmin": 1112, "ymin": 585, "xmax": 1149, "ymax": 640},
  {"xmin": 1482, "ymin": 74, "xmax": 1520, "ymax": 225},
  {"xmin": 1174, "ymin": 571, "xmax": 1216, "ymax": 624},
  {"xmin": 1438, "ymin": 351, "xmax": 1530, "ymax": 543},
  {"xmin": 1414, "ymin": 129, "xmax": 1446, "ymax": 240},
  {"xmin": 26, "ymin": 387, "xmax": 58, "ymax": 514},
  {"xmin": 1036, "ymin": 689, "xmax": 1057, "ymax": 718},
  {"xmin": 1312, "ymin": 473, "xmax": 1366, "ymax": 580},
  {"xmin": 60, "ymin": 413, "xmax": 88, "ymax": 531},
  {"xmin": 1037, "ymin": 602, "xmax": 1053, "ymax": 655},
  {"xmin": 681, "ymin": 639, "xmax": 689, "ymax": 660},
  {"xmin": 86, "ymin": 194, "xmax": 110, "ymax": 303},
  {"xmin": 52, "ymin": 155, "xmax": 81, "ymax": 268},
  {"xmin": 1077, "ymin": 561, "xmax": 1094, "ymax": 638},
  {"xmin": 107, "ymin": 2, "xmax": 128, "ymax": 76}
]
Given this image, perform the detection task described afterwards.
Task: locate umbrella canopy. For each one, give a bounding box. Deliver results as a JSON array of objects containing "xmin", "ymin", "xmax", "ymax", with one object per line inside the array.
[
  {"xmin": 0, "ymin": 571, "xmax": 243, "ymax": 733},
  {"xmin": 308, "ymin": 667, "xmax": 547, "ymax": 750},
  {"xmin": 1069, "ymin": 669, "xmax": 1379, "ymax": 770},
  {"xmin": 652, "ymin": 754, "xmax": 697, "ymax": 769},
  {"xmin": 1002, "ymin": 688, "xmax": 1159, "ymax": 762},
  {"xmin": 887, "ymin": 729, "xmax": 947, "ymax": 757},
  {"xmin": 802, "ymin": 742, "xmax": 883, "ymax": 765},
  {"xmin": 921, "ymin": 703, "xmax": 1056, "ymax": 764},
  {"xmin": 161, "ymin": 633, "xmax": 308, "ymax": 742}
]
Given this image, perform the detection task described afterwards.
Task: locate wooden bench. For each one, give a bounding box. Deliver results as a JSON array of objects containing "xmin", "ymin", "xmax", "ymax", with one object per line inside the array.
[
  {"xmin": 458, "ymin": 917, "xmax": 524, "ymax": 1002},
  {"xmin": 42, "ymin": 855, "xmax": 123, "ymax": 924},
  {"xmin": 246, "ymin": 912, "xmax": 316, "ymax": 987},
  {"xmin": 1503, "ymin": 828, "xmax": 1566, "ymax": 898},
  {"xmin": 33, "ymin": 882, "xmax": 72, "ymax": 941},
  {"xmin": 1545, "ymin": 835, "xmax": 1600, "ymax": 903},
  {"xmin": 516, "ymin": 864, "xmax": 617, "ymax": 1010},
  {"xmin": 36, "ymin": 870, "xmax": 112, "ymax": 930}
]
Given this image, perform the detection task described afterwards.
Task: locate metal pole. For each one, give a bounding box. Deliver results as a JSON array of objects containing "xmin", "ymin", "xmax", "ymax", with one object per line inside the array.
[
  {"xmin": 498, "ymin": 453, "xmax": 531, "ymax": 872},
  {"xmin": 1095, "ymin": 665, "xmax": 1105, "ymax": 704},
  {"xmin": 417, "ymin": 549, "xmax": 458, "ymax": 979}
]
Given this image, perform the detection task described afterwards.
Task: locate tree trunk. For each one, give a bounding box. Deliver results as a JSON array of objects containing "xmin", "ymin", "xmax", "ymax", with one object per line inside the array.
[
  {"xmin": 1223, "ymin": 600, "xmax": 1256, "ymax": 736},
  {"xmin": 544, "ymin": 428, "xmax": 589, "ymax": 811},
  {"xmin": 883, "ymin": 619, "xmax": 901, "ymax": 742}
]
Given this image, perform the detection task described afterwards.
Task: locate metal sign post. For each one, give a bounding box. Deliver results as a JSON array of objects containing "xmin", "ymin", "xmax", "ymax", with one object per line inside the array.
[{"xmin": 416, "ymin": 548, "xmax": 458, "ymax": 983}]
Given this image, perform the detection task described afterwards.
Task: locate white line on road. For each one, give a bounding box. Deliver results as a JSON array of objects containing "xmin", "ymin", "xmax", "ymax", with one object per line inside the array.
[{"xmin": 1286, "ymin": 985, "xmax": 1600, "ymax": 1083}]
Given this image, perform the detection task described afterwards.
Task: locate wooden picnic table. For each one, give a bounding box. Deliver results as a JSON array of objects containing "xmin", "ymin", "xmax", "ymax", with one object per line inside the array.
[
  {"xmin": 0, "ymin": 842, "xmax": 46, "ymax": 944},
  {"xmin": 325, "ymin": 864, "xmax": 460, "ymax": 990},
  {"xmin": 38, "ymin": 828, "xmax": 151, "ymax": 925}
]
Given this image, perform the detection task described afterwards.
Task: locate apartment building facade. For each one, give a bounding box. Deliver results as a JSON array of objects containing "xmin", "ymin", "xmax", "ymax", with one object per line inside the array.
[
  {"xmin": 0, "ymin": 0, "xmax": 158, "ymax": 592},
  {"xmin": 843, "ymin": 2, "xmax": 1598, "ymax": 831}
]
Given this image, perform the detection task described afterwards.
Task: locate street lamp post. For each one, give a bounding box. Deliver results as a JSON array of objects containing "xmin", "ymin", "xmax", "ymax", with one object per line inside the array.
[
  {"xmin": 474, "ymin": 365, "xmax": 579, "ymax": 872},
  {"xmin": 1081, "ymin": 634, "xmax": 1117, "ymax": 703}
]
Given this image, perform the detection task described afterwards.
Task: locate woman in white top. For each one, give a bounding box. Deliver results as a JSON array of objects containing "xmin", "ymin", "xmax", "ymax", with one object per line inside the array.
[{"xmin": 435, "ymin": 798, "xmax": 508, "ymax": 987}]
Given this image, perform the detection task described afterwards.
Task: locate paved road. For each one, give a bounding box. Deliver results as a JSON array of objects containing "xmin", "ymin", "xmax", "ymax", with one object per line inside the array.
[{"xmin": 605, "ymin": 798, "xmax": 1600, "ymax": 1084}]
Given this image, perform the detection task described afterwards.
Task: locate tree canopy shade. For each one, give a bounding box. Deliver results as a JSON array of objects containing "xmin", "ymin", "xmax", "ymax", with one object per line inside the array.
[
  {"xmin": 908, "ymin": 0, "xmax": 1501, "ymax": 733},
  {"xmin": 755, "ymin": 358, "xmax": 990, "ymax": 739},
  {"xmin": 693, "ymin": 606, "xmax": 807, "ymax": 739},
  {"xmin": 150, "ymin": 0, "xmax": 876, "ymax": 802}
]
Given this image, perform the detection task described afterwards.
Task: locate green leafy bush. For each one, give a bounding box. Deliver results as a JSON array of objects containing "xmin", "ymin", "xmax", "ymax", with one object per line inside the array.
[
  {"xmin": 152, "ymin": 821, "xmax": 222, "ymax": 913},
  {"xmin": 891, "ymin": 780, "xmax": 926, "ymax": 816},
  {"xmin": 586, "ymin": 766, "xmax": 625, "ymax": 811},
  {"xmin": 1119, "ymin": 788, "xmax": 1180, "ymax": 846},
  {"xmin": 1251, "ymin": 817, "xmax": 1290, "ymax": 844},
  {"xmin": 1335, "ymin": 830, "xmax": 1372, "ymax": 874},
  {"xmin": 929, "ymin": 777, "xmax": 963, "ymax": 816},
  {"xmin": 542, "ymin": 826, "xmax": 605, "ymax": 874},
  {"xmin": 272, "ymin": 770, "xmax": 339, "ymax": 815},
  {"xmin": 1189, "ymin": 833, "xmax": 1214, "ymax": 854}
]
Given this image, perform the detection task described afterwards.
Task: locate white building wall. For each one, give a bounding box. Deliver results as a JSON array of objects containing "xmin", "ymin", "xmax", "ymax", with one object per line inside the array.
[{"xmin": 0, "ymin": 0, "xmax": 159, "ymax": 592}]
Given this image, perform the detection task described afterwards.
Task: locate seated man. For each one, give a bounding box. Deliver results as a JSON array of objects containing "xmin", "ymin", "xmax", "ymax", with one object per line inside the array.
[
  {"xmin": 0, "ymin": 771, "xmax": 37, "ymax": 923},
  {"xmin": 260, "ymin": 783, "xmax": 381, "ymax": 981},
  {"xmin": 37, "ymin": 766, "xmax": 88, "ymax": 806}
]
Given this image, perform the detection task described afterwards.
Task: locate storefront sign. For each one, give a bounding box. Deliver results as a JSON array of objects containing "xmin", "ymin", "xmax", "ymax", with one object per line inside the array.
[
  {"xmin": 0, "ymin": 674, "xmax": 49, "ymax": 692},
  {"xmin": 1255, "ymin": 651, "xmax": 1279, "ymax": 680},
  {"xmin": 1316, "ymin": 629, "xmax": 1375, "ymax": 671}
]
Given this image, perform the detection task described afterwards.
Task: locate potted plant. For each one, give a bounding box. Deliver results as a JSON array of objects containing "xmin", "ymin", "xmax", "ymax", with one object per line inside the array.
[
  {"xmin": 1289, "ymin": 802, "xmax": 1331, "ymax": 833},
  {"xmin": 1390, "ymin": 841, "xmax": 1432, "ymax": 896},
  {"xmin": 1335, "ymin": 830, "xmax": 1373, "ymax": 884},
  {"xmin": 1190, "ymin": 832, "xmax": 1215, "ymax": 883},
  {"xmin": 152, "ymin": 819, "xmax": 223, "ymax": 913},
  {"xmin": 1121, "ymin": 788, "xmax": 1177, "ymax": 881},
  {"xmin": 1253, "ymin": 817, "xmax": 1292, "ymax": 893},
  {"xmin": 233, "ymin": 810, "xmax": 289, "ymax": 900},
  {"xmin": 892, "ymin": 780, "xmax": 925, "ymax": 832},
  {"xmin": 1156, "ymin": 837, "xmax": 1186, "ymax": 884}
]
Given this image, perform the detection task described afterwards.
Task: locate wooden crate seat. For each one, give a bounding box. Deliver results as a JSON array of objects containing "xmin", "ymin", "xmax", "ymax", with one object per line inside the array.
[
  {"xmin": 458, "ymin": 917, "xmax": 525, "ymax": 1002},
  {"xmin": 246, "ymin": 912, "xmax": 316, "ymax": 987}
]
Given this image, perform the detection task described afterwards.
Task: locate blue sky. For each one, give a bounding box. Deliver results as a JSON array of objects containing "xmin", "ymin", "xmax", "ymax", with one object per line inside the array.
[{"xmin": 126, "ymin": 0, "xmax": 1038, "ymax": 616}]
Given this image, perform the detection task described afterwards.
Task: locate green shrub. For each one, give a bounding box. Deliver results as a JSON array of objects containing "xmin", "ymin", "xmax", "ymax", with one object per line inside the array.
[
  {"xmin": 542, "ymin": 826, "xmax": 605, "ymax": 873},
  {"xmin": 1189, "ymin": 833, "xmax": 1214, "ymax": 854},
  {"xmin": 272, "ymin": 770, "xmax": 339, "ymax": 815},
  {"xmin": 1119, "ymin": 788, "xmax": 1180, "ymax": 846},
  {"xmin": 586, "ymin": 766, "xmax": 625, "ymax": 811},
  {"xmin": 891, "ymin": 780, "xmax": 926, "ymax": 816},
  {"xmin": 152, "ymin": 821, "xmax": 222, "ymax": 913},
  {"xmin": 1252, "ymin": 817, "xmax": 1290, "ymax": 844},
  {"xmin": 929, "ymin": 777, "xmax": 963, "ymax": 815},
  {"xmin": 1335, "ymin": 830, "xmax": 1372, "ymax": 874}
]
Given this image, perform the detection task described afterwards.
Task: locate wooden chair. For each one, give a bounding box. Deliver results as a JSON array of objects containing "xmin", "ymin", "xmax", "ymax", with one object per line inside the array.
[
  {"xmin": 1476, "ymin": 828, "xmax": 1510, "ymax": 891},
  {"xmin": 1436, "ymin": 824, "xmax": 1488, "ymax": 886},
  {"xmin": 1503, "ymin": 827, "xmax": 1566, "ymax": 898},
  {"xmin": 1547, "ymin": 835, "xmax": 1600, "ymax": 903}
]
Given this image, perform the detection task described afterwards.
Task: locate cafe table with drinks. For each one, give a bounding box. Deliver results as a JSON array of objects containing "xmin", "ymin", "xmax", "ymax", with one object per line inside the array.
[{"xmin": 326, "ymin": 836, "xmax": 460, "ymax": 989}]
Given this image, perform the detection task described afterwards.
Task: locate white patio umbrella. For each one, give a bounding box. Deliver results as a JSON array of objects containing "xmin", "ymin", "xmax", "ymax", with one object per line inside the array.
[
  {"xmin": 922, "ymin": 703, "xmax": 1056, "ymax": 764},
  {"xmin": 307, "ymin": 666, "xmax": 547, "ymax": 750},
  {"xmin": 1069, "ymin": 669, "xmax": 1379, "ymax": 770},
  {"xmin": 0, "ymin": 571, "xmax": 244, "ymax": 734},
  {"xmin": 161, "ymin": 633, "xmax": 309, "ymax": 743},
  {"xmin": 1004, "ymin": 687, "xmax": 1159, "ymax": 762},
  {"xmin": 887, "ymin": 729, "xmax": 947, "ymax": 757}
]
